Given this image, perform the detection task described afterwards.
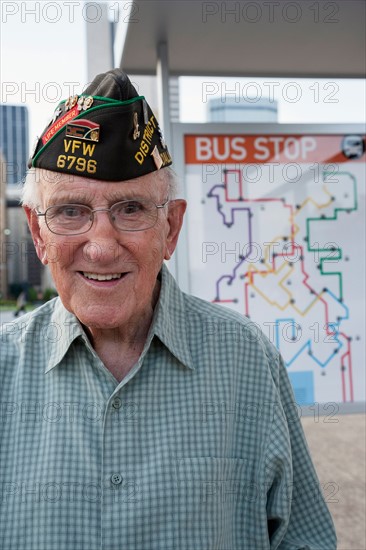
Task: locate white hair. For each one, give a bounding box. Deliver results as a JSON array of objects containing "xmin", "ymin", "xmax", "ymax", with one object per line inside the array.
[
  {"xmin": 155, "ymin": 166, "xmax": 180, "ymax": 199},
  {"xmin": 21, "ymin": 168, "xmax": 60, "ymax": 209},
  {"xmin": 21, "ymin": 166, "xmax": 180, "ymax": 209}
]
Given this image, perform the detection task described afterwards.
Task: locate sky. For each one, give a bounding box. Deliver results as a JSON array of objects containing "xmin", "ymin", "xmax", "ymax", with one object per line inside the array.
[
  {"xmin": 179, "ymin": 76, "xmax": 366, "ymax": 124},
  {"xmin": 1, "ymin": 0, "xmax": 365, "ymax": 150},
  {"xmin": 1, "ymin": 1, "xmax": 88, "ymax": 147}
]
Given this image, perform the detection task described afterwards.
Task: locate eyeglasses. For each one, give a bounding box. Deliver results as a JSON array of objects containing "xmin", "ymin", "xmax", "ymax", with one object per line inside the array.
[{"xmin": 36, "ymin": 198, "xmax": 170, "ymax": 235}]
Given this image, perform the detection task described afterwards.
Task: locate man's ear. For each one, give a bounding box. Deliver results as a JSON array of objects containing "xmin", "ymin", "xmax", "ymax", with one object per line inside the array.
[
  {"xmin": 23, "ymin": 206, "xmax": 48, "ymax": 265},
  {"xmin": 164, "ymin": 199, "xmax": 187, "ymax": 260}
]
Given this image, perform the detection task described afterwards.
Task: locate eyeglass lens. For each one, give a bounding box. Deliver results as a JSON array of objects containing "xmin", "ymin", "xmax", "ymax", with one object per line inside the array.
[{"xmin": 45, "ymin": 200, "xmax": 160, "ymax": 234}]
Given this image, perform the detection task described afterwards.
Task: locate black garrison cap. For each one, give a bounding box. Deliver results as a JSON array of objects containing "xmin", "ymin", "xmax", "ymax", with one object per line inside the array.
[{"xmin": 28, "ymin": 69, "xmax": 172, "ymax": 181}]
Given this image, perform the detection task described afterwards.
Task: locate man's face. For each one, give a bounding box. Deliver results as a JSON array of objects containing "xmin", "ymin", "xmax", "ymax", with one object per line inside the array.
[{"xmin": 25, "ymin": 172, "xmax": 186, "ymax": 332}]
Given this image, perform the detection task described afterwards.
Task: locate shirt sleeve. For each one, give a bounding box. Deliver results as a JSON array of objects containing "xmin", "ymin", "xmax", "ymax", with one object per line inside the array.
[{"xmin": 264, "ymin": 355, "xmax": 337, "ymax": 550}]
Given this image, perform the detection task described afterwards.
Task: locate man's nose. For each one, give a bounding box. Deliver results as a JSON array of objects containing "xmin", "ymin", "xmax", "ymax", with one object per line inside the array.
[{"xmin": 82, "ymin": 210, "xmax": 120, "ymax": 264}]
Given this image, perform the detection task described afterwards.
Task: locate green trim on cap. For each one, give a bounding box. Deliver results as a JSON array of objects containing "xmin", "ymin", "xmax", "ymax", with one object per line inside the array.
[
  {"xmin": 31, "ymin": 96, "xmax": 146, "ymax": 167},
  {"xmin": 87, "ymin": 95, "xmax": 145, "ymax": 105},
  {"xmin": 57, "ymin": 95, "xmax": 145, "ymax": 106}
]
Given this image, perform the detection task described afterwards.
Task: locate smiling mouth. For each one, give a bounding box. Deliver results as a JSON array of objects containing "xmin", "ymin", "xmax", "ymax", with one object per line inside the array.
[{"xmin": 82, "ymin": 272, "xmax": 125, "ymax": 281}]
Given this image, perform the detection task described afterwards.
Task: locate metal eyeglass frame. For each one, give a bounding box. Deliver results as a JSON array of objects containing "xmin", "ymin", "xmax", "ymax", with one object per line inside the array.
[{"xmin": 36, "ymin": 198, "xmax": 170, "ymax": 235}]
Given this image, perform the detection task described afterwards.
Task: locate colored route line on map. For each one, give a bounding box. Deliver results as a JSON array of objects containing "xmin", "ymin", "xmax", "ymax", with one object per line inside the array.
[
  {"xmin": 306, "ymin": 172, "xmax": 358, "ymax": 302},
  {"xmin": 208, "ymin": 169, "xmax": 357, "ymax": 402}
]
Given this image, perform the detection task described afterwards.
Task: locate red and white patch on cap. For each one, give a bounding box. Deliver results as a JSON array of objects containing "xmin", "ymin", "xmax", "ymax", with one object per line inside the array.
[{"xmin": 65, "ymin": 119, "xmax": 100, "ymax": 142}]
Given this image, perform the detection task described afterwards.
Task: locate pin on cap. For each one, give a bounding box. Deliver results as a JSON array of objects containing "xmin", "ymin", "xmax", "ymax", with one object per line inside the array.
[
  {"xmin": 151, "ymin": 146, "xmax": 163, "ymax": 170},
  {"xmin": 28, "ymin": 69, "xmax": 172, "ymax": 182},
  {"xmin": 65, "ymin": 120, "xmax": 100, "ymax": 142},
  {"xmin": 133, "ymin": 112, "xmax": 140, "ymax": 140}
]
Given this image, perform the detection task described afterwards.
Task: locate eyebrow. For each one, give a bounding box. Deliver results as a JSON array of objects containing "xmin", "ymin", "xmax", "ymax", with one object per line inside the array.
[
  {"xmin": 47, "ymin": 195, "xmax": 93, "ymax": 206},
  {"xmin": 46, "ymin": 191, "xmax": 159, "ymax": 207}
]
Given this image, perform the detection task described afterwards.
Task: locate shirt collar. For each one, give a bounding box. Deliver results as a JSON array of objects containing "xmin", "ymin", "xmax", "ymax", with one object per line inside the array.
[
  {"xmin": 152, "ymin": 263, "xmax": 194, "ymax": 370},
  {"xmin": 45, "ymin": 299, "xmax": 91, "ymax": 373},
  {"xmin": 45, "ymin": 263, "xmax": 194, "ymax": 373}
]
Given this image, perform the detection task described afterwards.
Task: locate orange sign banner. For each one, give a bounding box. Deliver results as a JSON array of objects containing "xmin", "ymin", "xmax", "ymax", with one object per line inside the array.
[{"xmin": 184, "ymin": 134, "xmax": 365, "ymax": 164}]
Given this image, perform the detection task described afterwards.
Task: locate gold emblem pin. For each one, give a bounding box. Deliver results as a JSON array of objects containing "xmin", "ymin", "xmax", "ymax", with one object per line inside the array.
[
  {"xmin": 65, "ymin": 95, "xmax": 78, "ymax": 111},
  {"xmin": 65, "ymin": 119, "xmax": 100, "ymax": 142},
  {"xmin": 133, "ymin": 112, "xmax": 140, "ymax": 140},
  {"xmin": 77, "ymin": 96, "xmax": 85, "ymax": 111},
  {"xmin": 70, "ymin": 95, "xmax": 78, "ymax": 108},
  {"xmin": 83, "ymin": 96, "xmax": 94, "ymax": 110}
]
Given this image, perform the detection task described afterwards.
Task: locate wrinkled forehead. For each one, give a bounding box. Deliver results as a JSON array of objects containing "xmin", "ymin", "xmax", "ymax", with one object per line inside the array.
[{"xmin": 38, "ymin": 169, "xmax": 168, "ymax": 204}]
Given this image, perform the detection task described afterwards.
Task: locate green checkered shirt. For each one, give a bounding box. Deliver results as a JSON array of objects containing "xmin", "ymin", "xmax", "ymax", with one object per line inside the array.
[{"xmin": 1, "ymin": 264, "xmax": 336, "ymax": 549}]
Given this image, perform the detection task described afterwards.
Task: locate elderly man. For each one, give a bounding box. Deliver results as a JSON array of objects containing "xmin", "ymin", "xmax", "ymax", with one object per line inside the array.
[{"xmin": 1, "ymin": 70, "xmax": 336, "ymax": 549}]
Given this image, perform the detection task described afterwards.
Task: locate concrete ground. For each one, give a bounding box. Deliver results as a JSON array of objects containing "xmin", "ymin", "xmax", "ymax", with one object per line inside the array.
[{"xmin": 302, "ymin": 414, "xmax": 366, "ymax": 550}]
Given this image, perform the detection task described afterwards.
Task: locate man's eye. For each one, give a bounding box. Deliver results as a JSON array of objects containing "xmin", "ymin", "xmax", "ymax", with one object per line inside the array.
[
  {"xmin": 119, "ymin": 201, "xmax": 144, "ymax": 215},
  {"xmin": 53, "ymin": 205, "xmax": 86, "ymax": 219},
  {"xmin": 62, "ymin": 206, "xmax": 83, "ymax": 217}
]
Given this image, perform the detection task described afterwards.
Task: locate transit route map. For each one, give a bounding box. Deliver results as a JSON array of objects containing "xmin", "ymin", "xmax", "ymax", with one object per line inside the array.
[{"xmin": 183, "ymin": 133, "xmax": 365, "ymax": 406}]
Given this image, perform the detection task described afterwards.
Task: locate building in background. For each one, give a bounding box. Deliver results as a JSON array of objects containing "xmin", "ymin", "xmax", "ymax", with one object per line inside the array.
[
  {"xmin": 85, "ymin": 4, "xmax": 180, "ymax": 128},
  {"xmin": 0, "ymin": 103, "xmax": 44, "ymax": 298},
  {"xmin": 208, "ymin": 97, "xmax": 278, "ymax": 122},
  {"xmin": 0, "ymin": 104, "xmax": 29, "ymax": 186},
  {"xmin": 6, "ymin": 185, "xmax": 42, "ymax": 296},
  {"xmin": 86, "ymin": 2, "xmax": 114, "ymax": 80}
]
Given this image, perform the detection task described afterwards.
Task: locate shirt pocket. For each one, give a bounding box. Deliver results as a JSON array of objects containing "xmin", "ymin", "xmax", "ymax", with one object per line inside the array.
[{"xmin": 175, "ymin": 457, "xmax": 249, "ymax": 550}]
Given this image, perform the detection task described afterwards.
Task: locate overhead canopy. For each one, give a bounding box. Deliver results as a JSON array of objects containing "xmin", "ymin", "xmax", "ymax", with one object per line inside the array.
[{"xmin": 118, "ymin": 0, "xmax": 366, "ymax": 78}]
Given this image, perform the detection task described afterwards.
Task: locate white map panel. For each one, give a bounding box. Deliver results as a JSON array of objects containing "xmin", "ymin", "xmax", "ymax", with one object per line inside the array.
[{"xmin": 180, "ymin": 132, "xmax": 365, "ymax": 406}]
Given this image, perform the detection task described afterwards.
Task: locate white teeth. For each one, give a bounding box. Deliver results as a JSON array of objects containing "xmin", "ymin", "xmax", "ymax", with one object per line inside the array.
[{"xmin": 83, "ymin": 272, "xmax": 122, "ymax": 281}]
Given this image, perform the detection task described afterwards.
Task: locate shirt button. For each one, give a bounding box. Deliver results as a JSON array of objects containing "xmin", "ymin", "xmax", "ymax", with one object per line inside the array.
[
  {"xmin": 112, "ymin": 397, "xmax": 122, "ymax": 410},
  {"xmin": 110, "ymin": 473, "xmax": 123, "ymax": 485}
]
